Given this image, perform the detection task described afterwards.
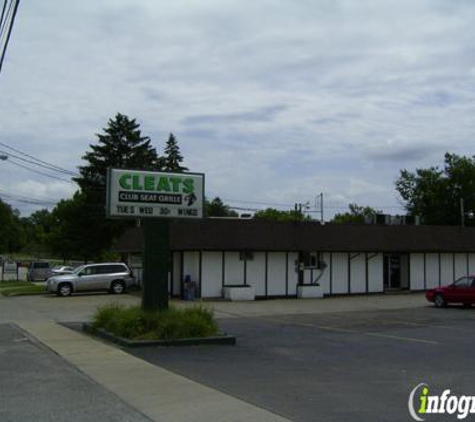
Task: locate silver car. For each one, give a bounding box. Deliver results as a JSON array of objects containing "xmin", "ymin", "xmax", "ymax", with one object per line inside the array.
[{"xmin": 46, "ymin": 263, "xmax": 135, "ymax": 297}]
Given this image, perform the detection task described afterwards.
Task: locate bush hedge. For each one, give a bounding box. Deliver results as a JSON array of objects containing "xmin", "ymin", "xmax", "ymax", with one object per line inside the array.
[{"xmin": 92, "ymin": 303, "xmax": 219, "ymax": 340}]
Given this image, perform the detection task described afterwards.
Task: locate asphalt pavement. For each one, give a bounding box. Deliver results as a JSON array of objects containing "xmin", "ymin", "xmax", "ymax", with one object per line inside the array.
[
  {"xmin": 128, "ymin": 306, "xmax": 475, "ymax": 422},
  {"xmin": 0, "ymin": 323, "xmax": 152, "ymax": 422}
]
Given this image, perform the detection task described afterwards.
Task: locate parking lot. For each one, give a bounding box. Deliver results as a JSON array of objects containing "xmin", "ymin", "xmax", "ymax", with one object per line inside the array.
[
  {"xmin": 129, "ymin": 305, "xmax": 475, "ymax": 422},
  {"xmin": 1, "ymin": 292, "xmax": 473, "ymax": 421}
]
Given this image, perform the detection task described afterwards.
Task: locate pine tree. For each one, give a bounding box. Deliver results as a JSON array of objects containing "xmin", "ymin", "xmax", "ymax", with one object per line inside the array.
[
  {"xmin": 76, "ymin": 113, "xmax": 162, "ymax": 190},
  {"xmin": 163, "ymin": 133, "xmax": 188, "ymax": 172},
  {"xmin": 60, "ymin": 113, "xmax": 164, "ymax": 259}
]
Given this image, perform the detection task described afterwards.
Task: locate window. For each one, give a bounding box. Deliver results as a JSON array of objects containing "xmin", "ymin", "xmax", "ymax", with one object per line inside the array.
[
  {"xmin": 454, "ymin": 277, "xmax": 471, "ymax": 288},
  {"xmin": 33, "ymin": 262, "xmax": 49, "ymax": 269},
  {"xmin": 97, "ymin": 264, "xmax": 127, "ymax": 274},
  {"xmin": 81, "ymin": 266, "xmax": 98, "ymax": 276}
]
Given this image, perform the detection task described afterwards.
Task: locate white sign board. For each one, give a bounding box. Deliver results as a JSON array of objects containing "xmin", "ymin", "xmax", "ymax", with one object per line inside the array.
[
  {"xmin": 106, "ymin": 169, "xmax": 204, "ymax": 219},
  {"xmin": 3, "ymin": 261, "xmax": 17, "ymax": 273}
]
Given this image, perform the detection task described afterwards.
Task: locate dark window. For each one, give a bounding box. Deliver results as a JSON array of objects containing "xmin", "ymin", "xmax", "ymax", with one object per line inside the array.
[
  {"xmin": 96, "ymin": 264, "xmax": 126, "ymax": 274},
  {"xmin": 33, "ymin": 262, "xmax": 50, "ymax": 269}
]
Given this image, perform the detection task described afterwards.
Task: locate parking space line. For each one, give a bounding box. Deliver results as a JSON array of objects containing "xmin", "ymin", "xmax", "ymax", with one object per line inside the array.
[
  {"xmin": 379, "ymin": 319, "xmax": 473, "ymax": 332},
  {"xmin": 363, "ymin": 332, "xmax": 438, "ymax": 345},
  {"xmin": 269, "ymin": 319, "xmax": 439, "ymax": 345}
]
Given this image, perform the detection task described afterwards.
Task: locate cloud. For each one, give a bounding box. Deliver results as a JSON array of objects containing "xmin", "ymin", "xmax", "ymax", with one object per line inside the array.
[
  {"xmin": 364, "ymin": 137, "xmax": 441, "ymax": 162},
  {"xmin": 1, "ymin": 0, "xmax": 475, "ymax": 217},
  {"xmin": 182, "ymin": 105, "xmax": 288, "ymax": 126}
]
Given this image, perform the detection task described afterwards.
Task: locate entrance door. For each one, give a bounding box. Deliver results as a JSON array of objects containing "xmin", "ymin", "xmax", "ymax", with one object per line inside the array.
[{"xmin": 384, "ymin": 254, "xmax": 409, "ymax": 290}]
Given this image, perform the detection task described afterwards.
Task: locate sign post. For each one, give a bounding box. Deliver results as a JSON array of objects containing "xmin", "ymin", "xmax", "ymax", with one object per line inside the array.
[{"xmin": 106, "ymin": 169, "xmax": 205, "ymax": 311}]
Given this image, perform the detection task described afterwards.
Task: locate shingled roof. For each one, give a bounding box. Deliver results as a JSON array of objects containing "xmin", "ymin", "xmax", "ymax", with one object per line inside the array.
[{"xmin": 115, "ymin": 219, "xmax": 475, "ymax": 254}]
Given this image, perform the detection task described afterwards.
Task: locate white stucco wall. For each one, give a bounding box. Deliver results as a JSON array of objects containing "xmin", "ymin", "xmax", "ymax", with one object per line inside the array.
[
  {"xmin": 440, "ymin": 253, "xmax": 454, "ymax": 286},
  {"xmin": 224, "ymin": 252, "xmax": 244, "ymax": 286},
  {"xmin": 183, "ymin": 252, "xmax": 200, "ymax": 282},
  {"xmin": 332, "ymin": 253, "xmax": 349, "ymax": 294},
  {"xmin": 201, "ymin": 252, "xmax": 222, "ymax": 298},
  {"xmin": 425, "ymin": 253, "xmax": 440, "ymax": 289},
  {"xmin": 349, "ymin": 253, "xmax": 366, "ymax": 294},
  {"xmin": 368, "ymin": 253, "xmax": 383, "ymax": 292},
  {"xmin": 287, "ymin": 252, "xmax": 298, "ymax": 295},
  {"xmin": 246, "ymin": 252, "xmax": 266, "ymax": 296},
  {"xmin": 315, "ymin": 252, "xmax": 331, "ymax": 294},
  {"xmin": 267, "ymin": 252, "xmax": 287, "ymax": 296},
  {"xmin": 469, "ymin": 253, "xmax": 475, "ymax": 274},
  {"xmin": 454, "ymin": 253, "xmax": 468, "ymax": 280},
  {"xmin": 410, "ymin": 253, "xmax": 425, "ymax": 290}
]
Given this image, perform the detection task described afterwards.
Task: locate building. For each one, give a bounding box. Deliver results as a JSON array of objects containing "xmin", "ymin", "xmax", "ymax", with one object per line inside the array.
[{"xmin": 116, "ymin": 219, "xmax": 475, "ymax": 299}]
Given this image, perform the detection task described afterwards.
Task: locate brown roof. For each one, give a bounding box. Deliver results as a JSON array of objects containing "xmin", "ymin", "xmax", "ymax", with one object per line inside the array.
[{"xmin": 115, "ymin": 219, "xmax": 475, "ymax": 253}]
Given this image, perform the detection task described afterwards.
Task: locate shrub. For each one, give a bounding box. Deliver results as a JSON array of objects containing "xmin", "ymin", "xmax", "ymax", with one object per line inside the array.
[{"xmin": 92, "ymin": 303, "xmax": 219, "ymax": 340}]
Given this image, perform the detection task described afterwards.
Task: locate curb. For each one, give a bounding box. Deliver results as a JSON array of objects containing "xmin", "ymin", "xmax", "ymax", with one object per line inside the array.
[{"xmin": 82, "ymin": 323, "xmax": 237, "ymax": 347}]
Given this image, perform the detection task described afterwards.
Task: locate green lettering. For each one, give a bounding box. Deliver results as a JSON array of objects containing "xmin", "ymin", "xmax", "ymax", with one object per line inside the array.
[
  {"xmin": 418, "ymin": 387, "xmax": 429, "ymax": 414},
  {"xmin": 157, "ymin": 177, "xmax": 171, "ymax": 192},
  {"xmin": 183, "ymin": 178, "xmax": 194, "ymax": 194},
  {"xmin": 132, "ymin": 175, "xmax": 143, "ymax": 190},
  {"xmin": 119, "ymin": 174, "xmax": 132, "ymax": 189},
  {"xmin": 144, "ymin": 175, "xmax": 155, "ymax": 191},
  {"xmin": 169, "ymin": 177, "xmax": 182, "ymax": 192}
]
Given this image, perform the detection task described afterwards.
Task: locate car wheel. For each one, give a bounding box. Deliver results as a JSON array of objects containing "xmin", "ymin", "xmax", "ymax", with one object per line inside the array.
[
  {"xmin": 110, "ymin": 280, "xmax": 125, "ymax": 294},
  {"xmin": 434, "ymin": 294, "xmax": 446, "ymax": 308},
  {"xmin": 57, "ymin": 283, "xmax": 72, "ymax": 297}
]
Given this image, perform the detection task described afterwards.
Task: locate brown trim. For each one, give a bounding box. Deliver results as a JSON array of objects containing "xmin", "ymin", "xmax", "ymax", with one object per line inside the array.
[{"xmin": 116, "ymin": 222, "xmax": 475, "ymax": 255}]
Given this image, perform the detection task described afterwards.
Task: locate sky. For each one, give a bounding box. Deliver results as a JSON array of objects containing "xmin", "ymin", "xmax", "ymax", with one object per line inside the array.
[{"xmin": 1, "ymin": 0, "xmax": 475, "ymax": 219}]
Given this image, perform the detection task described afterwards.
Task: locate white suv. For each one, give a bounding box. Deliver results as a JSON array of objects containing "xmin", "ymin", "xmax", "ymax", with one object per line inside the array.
[{"xmin": 46, "ymin": 263, "xmax": 135, "ymax": 297}]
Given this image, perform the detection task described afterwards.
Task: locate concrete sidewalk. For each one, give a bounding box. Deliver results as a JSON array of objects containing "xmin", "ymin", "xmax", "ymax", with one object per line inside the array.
[
  {"xmin": 17, "ymin": 320, "xmax": 290, "ymax": 422},
  {"xmin": 0, "ymin": 294, "xmax": 290, "ymax": 422}
]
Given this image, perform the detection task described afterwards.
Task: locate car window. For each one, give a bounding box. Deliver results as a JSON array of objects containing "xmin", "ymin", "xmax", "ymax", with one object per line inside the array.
[
  {"xmin": 33, "ymin": 262, "xmax": 50, "ymax": 269},
  {"xmin": 454, "ymin": 277, "xmax": 471, "ymax": 288},
  {"xmin": 471, "ymin": 279, "xmax": 475, "ymax": 288},
  {"xmin": 81, "ymin": 266, "xmax": 98, "ymax": 276}
]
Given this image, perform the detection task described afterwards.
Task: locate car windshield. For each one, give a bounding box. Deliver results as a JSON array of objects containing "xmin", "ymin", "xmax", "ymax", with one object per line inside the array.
[{"xmin": 72, "ymin": 265, "xmax": 86, "ymax": 274}]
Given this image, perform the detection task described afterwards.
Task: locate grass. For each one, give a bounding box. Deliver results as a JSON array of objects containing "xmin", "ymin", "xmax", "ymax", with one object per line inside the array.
[
  {"xmin": 92, "ymin": 303, "xmax": 219, "ymax": 341},
  {"xmin": 0, "ymin": 281, "xmax": 46, "ymax": 297}
]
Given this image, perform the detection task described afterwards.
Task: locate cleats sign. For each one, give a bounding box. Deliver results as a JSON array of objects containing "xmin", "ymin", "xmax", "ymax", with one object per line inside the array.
[{"xmin": 106, "ymin": 169, "xmax": 204, "ymax": 219}]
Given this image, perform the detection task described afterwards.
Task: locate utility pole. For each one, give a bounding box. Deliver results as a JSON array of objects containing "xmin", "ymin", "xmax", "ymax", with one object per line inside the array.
[{"xmin": 315, "ymin": 193, "xmax": 324, "ymax": 224}]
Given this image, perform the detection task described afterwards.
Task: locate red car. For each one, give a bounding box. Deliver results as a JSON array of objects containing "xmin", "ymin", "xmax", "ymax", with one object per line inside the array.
[{"xmin": 426, "ymin": 276, "xmax": 475, "ymax": 308}]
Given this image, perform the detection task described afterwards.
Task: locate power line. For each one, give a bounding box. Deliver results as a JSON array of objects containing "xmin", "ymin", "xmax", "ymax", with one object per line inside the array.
[
  {"xmin": 0, "ymin": 0, "xmax": 20, "ymax": 79},
  {"xmin": 0, "ymin": 141, "xmax": 79, "ymax": 176},
  {"xmin": 0, "ymin": 149, "xmax": 78, "ymax": 176},
  {"xmin": 0, "ymin": 1, "xmax": 8, "ymax": 34},
  {"xmin": 0, "ymin": 188, "xmax": 58, "ymax": 204},
  {"xmin": 0, "ymin": 192, "xmax": 56, "ymax": 206},
  {"xmin": 3, "ymin": 157, "xmax": 76, "ymax": 184}
]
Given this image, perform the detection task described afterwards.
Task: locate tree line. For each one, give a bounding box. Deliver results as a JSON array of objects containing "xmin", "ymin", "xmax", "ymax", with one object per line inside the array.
[{"xmin": 1, "ymin": 113, "xmax": 474, "ymax": 259}]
